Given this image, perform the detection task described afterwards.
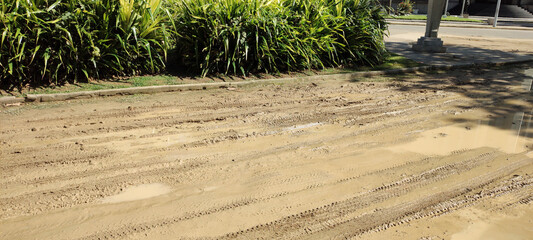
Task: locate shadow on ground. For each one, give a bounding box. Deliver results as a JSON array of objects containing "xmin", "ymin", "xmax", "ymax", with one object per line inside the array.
[
  {"xmin": 496, "ymin": 21, "xmax": 533, "ymax": 28},
  {"xmin": 374, "ymin": 62, "xmax": 533, "ymax": 137},
  {"xmin": 386, "ymin": 42, "xmax": 533, "ymax": 66}
]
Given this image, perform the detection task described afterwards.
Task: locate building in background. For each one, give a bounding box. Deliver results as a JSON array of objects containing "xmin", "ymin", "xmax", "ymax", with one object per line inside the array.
[{"xmin": 380, "ymin": 0, "xmax": 533, "ymax": 17}]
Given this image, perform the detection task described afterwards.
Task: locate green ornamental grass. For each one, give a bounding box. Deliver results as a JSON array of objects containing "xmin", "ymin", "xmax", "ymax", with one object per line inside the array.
[
  {"xmin": 173, "ymin": 0, "xmax": 388, "ymax": 76},
  {"xmin": 0, "ymin": 0, "xmax": 388, "ymax": 89},
  {"xmin": 0, "ymin": 0, "xmax": 171, "ymax": 90}
]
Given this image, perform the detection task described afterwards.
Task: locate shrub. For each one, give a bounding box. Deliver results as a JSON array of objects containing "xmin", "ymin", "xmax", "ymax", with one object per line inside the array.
[
  {"xmin": 396, "ymin": 0, "xmax": 413, "ymax": 15},
  {"xmin": 1, "ymin": 0, "xmax": 388, "ymax": 89},
  {"xmin": 0, "ymin": 0, "xmax": 172, "ymax": 90},
  {"xmin": 172, "ymin": 0, "xmax": 388, "ymax": 76}
]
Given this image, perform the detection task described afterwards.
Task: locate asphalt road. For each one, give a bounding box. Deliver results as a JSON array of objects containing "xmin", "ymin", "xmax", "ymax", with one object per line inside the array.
[
  {"xmin": 385, "ymin": 24, "xmax": 533, "ymax": 67},
  {"xmin": 388, "ymin": 24, "xmax": 533, "ymax": 40}
]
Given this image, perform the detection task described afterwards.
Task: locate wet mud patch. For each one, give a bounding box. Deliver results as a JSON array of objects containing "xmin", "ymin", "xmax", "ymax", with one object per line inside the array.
[{"xmin": 0, "ymin": 65, "xmax": 532, "ymax": 240}]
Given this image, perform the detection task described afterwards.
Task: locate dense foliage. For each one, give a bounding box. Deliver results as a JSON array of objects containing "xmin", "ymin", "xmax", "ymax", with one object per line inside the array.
[
  {"xmin": 174, "ymin": 0, "xmax": 388, "ymax": 76},
  {"xmin": 396, "ymin": 0, "xmax": 414, "ymax": 15},
  {"xmin": 0, "ymin": 0, "xmax": 171, "ymax": 89},
  {"xmin": 0, "ymin": 0, "xmax": 387, "ymax": 89}
]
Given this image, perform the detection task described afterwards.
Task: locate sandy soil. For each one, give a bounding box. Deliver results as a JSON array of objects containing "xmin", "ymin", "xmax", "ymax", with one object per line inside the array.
[{"xmin": 1, "ymin": 64, "xmax": 532, "ymax": 239}]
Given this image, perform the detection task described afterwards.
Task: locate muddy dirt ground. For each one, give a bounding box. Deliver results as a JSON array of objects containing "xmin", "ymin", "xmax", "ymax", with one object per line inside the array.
[{"xmin": 1, "ymin": 63, "xmax": 533, "ymax": 239}]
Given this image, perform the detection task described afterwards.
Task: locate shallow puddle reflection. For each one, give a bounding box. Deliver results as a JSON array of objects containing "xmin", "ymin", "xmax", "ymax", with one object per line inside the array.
[{"xmin": 392, "ymin": 112, "xmax": 532, "ymax": 155}]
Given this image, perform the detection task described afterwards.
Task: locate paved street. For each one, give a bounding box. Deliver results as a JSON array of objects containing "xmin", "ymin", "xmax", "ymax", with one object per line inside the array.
[
  {"xmin": 388, "ymin": 24, "xmax": 533, "ymax": 40},
  {"xmin": 386, "ymin": 24, "xmax": 533, "ymax": 66}
]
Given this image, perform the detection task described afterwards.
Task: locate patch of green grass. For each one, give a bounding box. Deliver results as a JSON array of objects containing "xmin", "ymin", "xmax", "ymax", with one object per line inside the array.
[
  {"xmin": 128, "ymin": 75, "xmax": 182, "ymax": 87},
  {"xmin": 386, "ymin": 15, "xmax": 484, "ymax": 23},
  {"xmin": 21, "ymin": 75, "xmax": 186, "ymax": 96}
]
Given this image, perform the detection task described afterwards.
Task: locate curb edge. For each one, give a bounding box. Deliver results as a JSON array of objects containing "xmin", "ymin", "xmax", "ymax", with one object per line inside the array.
[{"xmin": 9, "ymin": 58, "xmax": 533, "ymax": 103}]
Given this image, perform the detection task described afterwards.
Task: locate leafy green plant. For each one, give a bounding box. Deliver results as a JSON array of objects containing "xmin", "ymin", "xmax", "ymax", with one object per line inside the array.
[
  {"xmin": 172, "ymin": 0, "xmax": 388, "ymax": 77},
  {"xmin": 396, "ymin": 0, "xmax": 413, "ymax": 15},
  {"xmin": 1, "ymin": 0, "xmax": 388, "ymax": 90},
  {"xmin": 0, "ymin": 0, "xmax": 172, "ymax": 90}
]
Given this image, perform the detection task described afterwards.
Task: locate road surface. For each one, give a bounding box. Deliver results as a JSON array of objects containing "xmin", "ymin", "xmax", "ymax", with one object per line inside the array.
[{"xmin": 388, "ymin": 24, "xmax": 533, "ymax": 40}]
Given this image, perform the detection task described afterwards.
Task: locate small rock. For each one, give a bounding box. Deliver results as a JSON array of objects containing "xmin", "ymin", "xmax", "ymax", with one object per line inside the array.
[{"xmin": 31, "ymin": 127, "xmax": 37, "ymax": 132}]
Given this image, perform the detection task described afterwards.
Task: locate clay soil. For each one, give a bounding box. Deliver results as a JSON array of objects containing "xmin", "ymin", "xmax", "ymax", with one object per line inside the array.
[{"xmin": 1, "ymin": 64, "xmax": 533, "ymax": 239}]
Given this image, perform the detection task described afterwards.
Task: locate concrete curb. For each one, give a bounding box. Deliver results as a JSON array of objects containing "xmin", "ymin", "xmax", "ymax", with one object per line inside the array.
[
  {"xmin": 388, "ymin": 21, "xmax": 533, "ymax": 31},
  {"xmin": 0, "ymin": 96, "xmax": 25, "ymax": 105},
  {"xmin": 23, "ymin": 71, "xmax": 399, "ymax": 103},
  {"xmin": 5, "ymin": 58, "xmax": 533, "ymax": 104}
]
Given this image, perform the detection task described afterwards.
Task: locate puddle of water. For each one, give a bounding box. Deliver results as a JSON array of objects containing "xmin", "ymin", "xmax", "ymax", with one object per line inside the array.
[
  {"xmin": 391, "ymin": 112, "xmax": 532, "ymax": 155},
  {"xmin": 101, "ymin": 183, "xmax": 171, "ymax": 204}
]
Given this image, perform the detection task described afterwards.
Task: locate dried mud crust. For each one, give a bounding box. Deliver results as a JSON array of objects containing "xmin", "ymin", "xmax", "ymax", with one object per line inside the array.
[{"xmin": 0, "ymin": 66, "xmax": 532, "ymax": 240}]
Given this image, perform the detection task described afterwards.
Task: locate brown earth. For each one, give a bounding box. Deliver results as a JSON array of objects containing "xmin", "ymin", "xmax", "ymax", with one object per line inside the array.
[{"xmin": 1, "ymin": 64, "xmax": 532, "ymax": 239}]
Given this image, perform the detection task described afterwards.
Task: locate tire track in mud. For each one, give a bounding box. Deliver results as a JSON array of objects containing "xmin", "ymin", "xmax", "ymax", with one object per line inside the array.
[
  {"xmin": 224, "ymin": 158, "xmax": 533, "ymax": 240},
  {"xmin": 76, "ymin": 150, "xmax": 505, "ymax": 240},
  {"xmin": 361, "ymin": 173, "xmax": 533, "ymax": 239},
  {"xmin": 0, "ymin": 148, "xmax": 115, "ymax": 170},
  {"xmin": 1, "ymin": 85, "xmax": 452, "ymax": 140},
  {"xmin": 0, "ymin": 92, "xmax": 457, "ymax": 186},
  {"xmin": 0, "ymin": 157, "xmax": 212, "ymax": 219},
  {"xmin": 0, "ymin": 91, "xmax": 471, "ymax": 223},
  {"xmin": 0, "ymin": 114, "xmax": 421, "ymax": 210},
  {"xmin": 2, "ymin": 71, "xmax": 530, "ymax": 240}
]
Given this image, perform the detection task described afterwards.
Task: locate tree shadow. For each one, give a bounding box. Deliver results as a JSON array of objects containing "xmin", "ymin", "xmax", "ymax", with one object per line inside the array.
[
  {"xmin": 385, "ymin": 42, "xmax": 533, "ymax": 67},
  {"xmin": 377, "ymin": 62, "xmax": 533, "ymax": 138},
  {"xmin": 495, "ymin": 21, "xmax": 533, "ymax": 28}
]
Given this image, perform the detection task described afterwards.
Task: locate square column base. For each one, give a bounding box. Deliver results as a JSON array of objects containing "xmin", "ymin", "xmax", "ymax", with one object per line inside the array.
[{"xmin": 412, "ymin": 37, "xmax": 446, "ymax": 53}]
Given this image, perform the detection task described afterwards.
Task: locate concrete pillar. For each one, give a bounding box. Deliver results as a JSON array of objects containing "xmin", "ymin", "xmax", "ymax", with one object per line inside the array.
[{"xmin": 412, "ymin": 0, "xmax": 447, "ymax": 52}]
